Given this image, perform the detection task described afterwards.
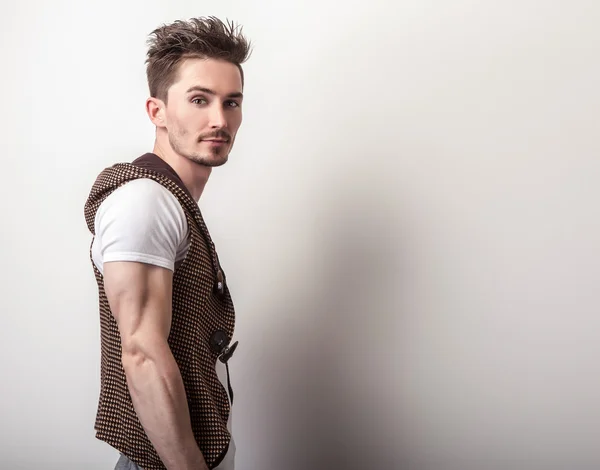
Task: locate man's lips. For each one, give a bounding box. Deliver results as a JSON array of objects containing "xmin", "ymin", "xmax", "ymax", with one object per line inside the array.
[{"xmin": 201, "ymin": 138, "xmax": 229, "ymax": 143}]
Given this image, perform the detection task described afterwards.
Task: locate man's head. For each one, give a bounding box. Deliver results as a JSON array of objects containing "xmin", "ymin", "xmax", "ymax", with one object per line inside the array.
[{"xmin": 145, "ymin": 17, "xmax": 251, "ymax": 167}]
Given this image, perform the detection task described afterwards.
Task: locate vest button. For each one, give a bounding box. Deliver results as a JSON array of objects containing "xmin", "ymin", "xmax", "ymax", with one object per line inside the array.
[
  {"xmin": 216, "ymin": 270, "xmax": 225, "ymax": 295},
  {"xmin": 210, "ymin": 330, "xmax": 229, "ymax": 354}
]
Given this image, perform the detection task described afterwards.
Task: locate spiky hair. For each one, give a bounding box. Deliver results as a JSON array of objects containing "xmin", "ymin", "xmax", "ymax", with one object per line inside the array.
[{"xmin": 145, "ymin": 16, "xmax": 252, "ymax": 101}]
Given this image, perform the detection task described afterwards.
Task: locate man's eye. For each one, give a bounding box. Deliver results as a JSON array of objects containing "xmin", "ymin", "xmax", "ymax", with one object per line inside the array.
[
  {"xmin": 226, "ymin": 100, "xmax": 240, "ymax": 108},
  {"xmin": 192, "ymin": 98, "xmax": 207, "ymax": 105}
]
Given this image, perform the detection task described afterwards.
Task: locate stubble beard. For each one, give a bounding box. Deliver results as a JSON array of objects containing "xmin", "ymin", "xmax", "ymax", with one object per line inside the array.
[{"xmin": 169, "ymin": 131, "xmax": 230, "ymax": 167}]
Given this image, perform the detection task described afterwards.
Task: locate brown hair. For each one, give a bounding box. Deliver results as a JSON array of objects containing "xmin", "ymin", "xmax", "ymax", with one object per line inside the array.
[{"xmin": 145, "ymin": 16, "xmax": 252, "ymax": 102}]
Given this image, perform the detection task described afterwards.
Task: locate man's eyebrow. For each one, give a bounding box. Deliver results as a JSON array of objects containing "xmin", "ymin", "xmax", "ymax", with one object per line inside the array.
[{"xmin": 186, "ymin": 86, "xmax": 243, "ymax": 99}]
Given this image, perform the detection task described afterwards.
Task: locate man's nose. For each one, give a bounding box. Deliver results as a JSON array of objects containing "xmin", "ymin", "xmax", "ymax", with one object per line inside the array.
[{"xmin": 209, "ymin": 103, "xmax": 227, "ymax": 129}]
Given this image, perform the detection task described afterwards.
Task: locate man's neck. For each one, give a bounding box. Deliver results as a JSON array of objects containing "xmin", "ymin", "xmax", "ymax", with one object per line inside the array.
[{"xmin": 152, "ymin": 142, "xmax": 211, "ymax": 202}]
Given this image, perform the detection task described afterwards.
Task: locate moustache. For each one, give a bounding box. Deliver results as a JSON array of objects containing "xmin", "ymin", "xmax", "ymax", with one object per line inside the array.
[{"xmin": 198, "ymin": 131, "xmax": 231, "ymax": 142}]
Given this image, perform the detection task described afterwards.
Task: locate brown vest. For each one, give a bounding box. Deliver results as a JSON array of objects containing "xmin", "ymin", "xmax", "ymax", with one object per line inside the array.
[{"xmin": 84, "ymin": 153, "xmax": 235, "ymax": 469}]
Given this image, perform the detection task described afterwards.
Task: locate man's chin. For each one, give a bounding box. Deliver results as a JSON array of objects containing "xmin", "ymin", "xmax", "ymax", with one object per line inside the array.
[{"xmin": 189, "ymin": 154, "xmax": 229, "ymax": 167}]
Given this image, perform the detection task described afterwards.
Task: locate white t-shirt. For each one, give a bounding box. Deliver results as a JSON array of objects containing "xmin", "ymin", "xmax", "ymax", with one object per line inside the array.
[
  {"xmin": 91, "ymin": 178, "xmax": 190, "ymax": 275},
  {"xmin": 91, "ymin": 178, "xmax": 235, "ymax": 469}
]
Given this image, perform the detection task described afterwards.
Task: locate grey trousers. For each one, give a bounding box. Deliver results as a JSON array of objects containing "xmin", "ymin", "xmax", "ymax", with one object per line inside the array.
[
  {"xmin": 114, "ymin": 440, "xmax": 236, "ymax": 470},
  {"xmin": 115, "ymin": 454, "xmax": 143, "ymax": 470}
]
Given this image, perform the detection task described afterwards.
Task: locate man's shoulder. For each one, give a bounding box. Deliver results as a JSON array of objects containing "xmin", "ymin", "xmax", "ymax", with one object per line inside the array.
[
  {"xmin": 85, "ymin": 158, "xmax": 185, "ymax": 235},
  {"xmin": 95, "ymin": 176, "xmax": 188, "ymax": 244},
  {"xmin": 100, "ymin": 177, "xmax": 183, "ymax": 217}
]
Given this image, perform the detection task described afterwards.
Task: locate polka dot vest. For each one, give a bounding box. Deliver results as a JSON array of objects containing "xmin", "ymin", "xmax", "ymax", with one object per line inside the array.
[{"xmin": 84, "ymin": 153, "xmax": 235, "ymax": 469}]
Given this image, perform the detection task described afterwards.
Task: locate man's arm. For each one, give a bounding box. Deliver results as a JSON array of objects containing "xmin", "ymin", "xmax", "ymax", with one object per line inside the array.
[{"xmin": 103, "ymin": 261, "xmax": 208, "ymax": 470}]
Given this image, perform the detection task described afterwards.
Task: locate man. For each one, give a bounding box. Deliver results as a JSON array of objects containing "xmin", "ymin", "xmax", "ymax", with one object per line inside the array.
[{"xmin": 83, "ymin": 17, "xmax": 252, "ymax": 470}]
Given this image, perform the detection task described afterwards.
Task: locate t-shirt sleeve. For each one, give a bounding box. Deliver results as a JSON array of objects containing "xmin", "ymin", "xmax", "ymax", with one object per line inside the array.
[{"xmin": 94, "ymin": 178, "xmax": 188, "ymax": 272}]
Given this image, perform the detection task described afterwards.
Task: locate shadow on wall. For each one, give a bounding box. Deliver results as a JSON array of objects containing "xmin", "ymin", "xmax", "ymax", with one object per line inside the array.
[
  {"xmin": 262, "ymin": 174, "xmax": 420, "ymax": 470},
  {"xmin": 243, "ymin": 16, "xmax": 432, "ymax": 468}
]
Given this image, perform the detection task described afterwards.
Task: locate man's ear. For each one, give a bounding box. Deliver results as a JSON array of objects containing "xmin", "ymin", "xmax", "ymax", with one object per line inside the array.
[{"xmin": 146, "ymin": 97, "xmax": 166, "ymax": 127}]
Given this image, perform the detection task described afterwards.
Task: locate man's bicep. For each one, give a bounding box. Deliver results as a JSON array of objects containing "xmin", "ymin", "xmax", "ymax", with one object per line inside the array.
[{"xmin": 103, "ymin": 261, "xmax": 174, "ymax": 348}]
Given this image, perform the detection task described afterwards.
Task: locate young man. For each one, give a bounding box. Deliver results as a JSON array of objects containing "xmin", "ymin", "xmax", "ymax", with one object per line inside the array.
[{"xmin": 83, "ymin": 17, "xmax": 252, "ymax": 470}]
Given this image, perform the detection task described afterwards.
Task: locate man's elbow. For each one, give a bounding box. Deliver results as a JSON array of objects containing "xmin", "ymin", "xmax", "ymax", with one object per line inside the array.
[{"xmin": 120, "ymin": 333, "xmax": 168, "ymax": 374}]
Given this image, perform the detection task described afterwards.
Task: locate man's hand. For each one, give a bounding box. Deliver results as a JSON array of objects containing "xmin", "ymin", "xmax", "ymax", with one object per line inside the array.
[{"xmin": 104, "ymin": 261, "xmax": 209, "ymax": 470}]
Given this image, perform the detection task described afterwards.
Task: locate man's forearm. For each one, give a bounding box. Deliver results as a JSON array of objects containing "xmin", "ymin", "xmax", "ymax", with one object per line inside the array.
[{"xmin": 123, "ymin": 342, "xmax": 208, "ymax": 470}]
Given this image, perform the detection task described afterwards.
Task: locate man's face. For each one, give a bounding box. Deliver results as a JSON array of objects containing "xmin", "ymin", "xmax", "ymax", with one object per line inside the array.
[{"xmin": 161, "ymin": 58, "xmax": 244, "ymax": 167}]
